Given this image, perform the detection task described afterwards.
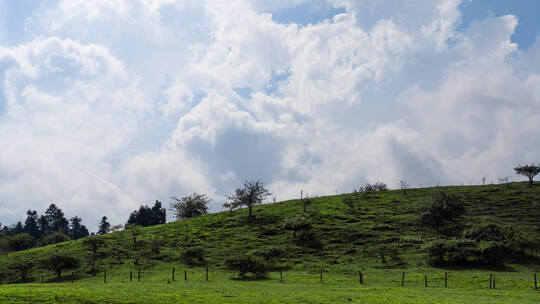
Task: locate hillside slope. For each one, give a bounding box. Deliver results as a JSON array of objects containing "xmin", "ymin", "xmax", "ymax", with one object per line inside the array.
[{"xmin": 1, "ymin": 182, "xmax": 539, "ymax": 282}]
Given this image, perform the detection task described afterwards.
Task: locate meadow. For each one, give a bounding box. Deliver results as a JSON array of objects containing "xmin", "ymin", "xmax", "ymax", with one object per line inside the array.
[{"xmin": 1, "ymin": 182, "xmax": 539, "ymax": 303}]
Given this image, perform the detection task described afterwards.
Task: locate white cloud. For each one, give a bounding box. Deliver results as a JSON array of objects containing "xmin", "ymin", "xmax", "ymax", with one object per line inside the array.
[{"xmin": 0, "ymin": 0, "xmax": 538, "ymax": 229}]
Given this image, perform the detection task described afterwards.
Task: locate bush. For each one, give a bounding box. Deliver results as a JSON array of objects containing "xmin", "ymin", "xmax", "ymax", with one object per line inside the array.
[
  {"xmin": 7, "ymin": 258, "xmax": 34, "ymax": 282},
  {"xmin": 421, "ymin": 192, "xmax": 465, "ymax": 232},
  {"xmin": 463, "ymin": 223, "xmax": 513, "ymax": 242},
  {"xmin": 426, "ymin": 239, "xmax": 480, "ymax": 266},
  {"xmin": 181, "ymin": 246, "xmax": 206, "ymax": 266},
  {"xmin": 357, "ymin": 182, "xmax": 387, "ymax": 192},
  {"xmin": 249, "ymin": 246, "xmax": 286, "ymax": 262},
  {"xmin": 224, "ymin": 254, "xmax": 268, "ymax": 279}
]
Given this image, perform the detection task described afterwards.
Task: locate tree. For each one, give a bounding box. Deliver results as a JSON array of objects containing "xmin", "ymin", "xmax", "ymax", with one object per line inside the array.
[
  {"xmin": 82, "ymin": 236, "xmax": 107, "ymax": 275},
  {"xmin": 41, "ymin": 254, "xmax": 80, "ymax": 279},
  {"xmin": 7, "ymin": 258, "xmax": 34, "ymax": 281},
  {"xmin": 69, "ymin": 216, "xmax": 89, "ymax": 240},
  {"xmin": 227, "ymin": 180, "xmax": 271, "ymax": 217},
  {"xmin": 421, "ymin": 192, "xmax": 465, "ymax": 232},
  {"xmin": 514, "ymin": 164, "xmax": 540, "ymax": 185},
  {"xmin": 23, "ymin": 210, "xmax": 40, "ymax": 239},
  {"xmin": 400, "ymin": 181, "xmax": 409, "ymax": 195},
  {"xmin": 126, "ymin": 201, "xmax": 166, "ymax": 227},
  {"xmin": 39, "ymin": 231, "xmax": 70, "ymax": 246},
  {"xmin": 44, "ymin": 204, "xmax": 69, "ymax": 234},
  {"xmin": 98, "ymin": 216, "xmax": 111, "ymax": 235},
  {"xmin": 6, "ymin": 233, "xmax": 34, "ymax": 251},
  {"xmin": 170, "ymin": 193, "xmax": 211, "ymax": 220}
]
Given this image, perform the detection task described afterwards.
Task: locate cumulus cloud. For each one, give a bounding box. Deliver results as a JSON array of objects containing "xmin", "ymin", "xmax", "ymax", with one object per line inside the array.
[{"xmin": 0, "ymin": 0, "xmax": 538, "ymax": 229}]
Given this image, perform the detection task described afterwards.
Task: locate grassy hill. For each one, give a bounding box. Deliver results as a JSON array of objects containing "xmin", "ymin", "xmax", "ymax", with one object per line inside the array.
[{"xmin": 0, "ymin": 182, "xmax": 539, "ymax": 303}]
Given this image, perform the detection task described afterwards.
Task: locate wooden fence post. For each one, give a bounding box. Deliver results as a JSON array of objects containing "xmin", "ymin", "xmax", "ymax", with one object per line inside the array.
[
  {"xmin": 444, "ymin": 272, "xmax": 447, "ymax": 288},
  {"xmin": 206, "ymin": 267, "xmax": 208, "ymax": 281},
  {"xmin": 493, "ymin": 275, "xmax": 496, "ymax": 289},
  {"xmin": 172, "ymin": 267, "xmax": 175, "ymax": 281},
  {"xmin": 424, "ymin": 274, "xmax": 427, "ymax": 287},
  {"xmin": 401, "ymin": 272, "xmax": 405, "ymax": 287},
  {"xmin": 130, "ymin": 271, "xmax": 132, "ymax": 282},
  {"xmin": 359, "ymin": 271, "xmax": 363, "ymax": 284},
  {"xmin": 320, "ymin": 269, "xmax": 323, "ymax": 283},
  {"xmin": 104, "ymin": 270, "xmax": 107, "ymax": 283},
  {"xmin": 489, "ymin": 274, "xmax": 492, "ymax": 289},
  {"xmin": 138, "ymin": 268, "xmax": 141, "ymax": 282},
  {"xmin": 184, "ymin": 270, "xmax": 187, "ymax": 281},
  {"xmin": 280, "ymin": 271, "xmax": 283, "ymax": 282},
  {"xmin": 534, "ymin": 273, "xmax": 537, "ymax": 290}
]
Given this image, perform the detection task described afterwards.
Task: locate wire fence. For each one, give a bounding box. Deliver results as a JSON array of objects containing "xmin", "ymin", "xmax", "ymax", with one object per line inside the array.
[{"xmin": 7, "ymin": 267, "xmax": 537, "ymax": 291}]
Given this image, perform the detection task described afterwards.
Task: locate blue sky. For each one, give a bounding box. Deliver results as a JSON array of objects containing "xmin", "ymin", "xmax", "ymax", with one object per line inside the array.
[{"xmin": 0, "ymin": 0, "xmax": 539, "ymax": 230}]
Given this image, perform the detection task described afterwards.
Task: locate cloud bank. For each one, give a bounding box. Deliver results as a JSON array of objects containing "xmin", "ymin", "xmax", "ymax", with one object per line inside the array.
[{"xmin": 0, "ymin": 0, "xmax": 538, "ymax": 230}]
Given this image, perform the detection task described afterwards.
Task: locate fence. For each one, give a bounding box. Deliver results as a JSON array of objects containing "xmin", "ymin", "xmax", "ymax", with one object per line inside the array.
[{"xmin": 4, "ymin": 267, "xmax": 537, "ymax": 291}]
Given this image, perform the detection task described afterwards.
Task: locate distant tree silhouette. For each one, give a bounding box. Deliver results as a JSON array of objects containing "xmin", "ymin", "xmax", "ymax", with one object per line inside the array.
[
  {"xmin": 126, "ymin": 201, "xmax": 166, "ymax": 227},
  {"xmin": 44, "ymin": 204, "xmax": 69, "ymax": 235},
  {"xmin": 227, "ymin": 180, "xmax": 271, "ymax": 217},
  {"xmin": 23, "ymin": 210, "xmax": 40, "ymax": 239},
  {"xmin": 514, "ymin": 164, "xmax": 540, "ymax": 185},
  {"xmin": 170, "ymin": 193, "xmax": 210, "ymax": 220},
  {"xmin": 98, "ymin": 216, "xmax": 111, "ymax": 235},
  {"xmin": 69, "ymin": 216, "xmax": 89, "ymax": 240}
]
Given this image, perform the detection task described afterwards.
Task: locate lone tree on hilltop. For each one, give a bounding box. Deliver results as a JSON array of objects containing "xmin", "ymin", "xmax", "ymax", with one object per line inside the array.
[
  {"xmin": 421, "ymin": 191, "xmax": 465, "ymax": 232},
  {"xmin": 98, "ymin": 216, "xmax": 111, "ymax": 235},
  {"xmin": 227, "ymin": 180, "xmax": 271, "ymax": 217},
  {"xmin": 514, "ymin": 164, "xmax": 540, "ymax": 185},
  {"xmin": 170, "ymin": 193, "xmax": 211, "ymax": 220}
]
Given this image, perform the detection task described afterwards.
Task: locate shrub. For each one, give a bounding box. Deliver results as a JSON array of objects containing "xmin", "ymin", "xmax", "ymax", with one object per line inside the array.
[
  {"xmin": 181, "ymin": 246, "xmax": 206, "ymax": 266},
  {"xmin": 421, "ymin": 192, "xmax": 465, "ymax": 232},
  {"xmin": 225, "ymin": 254, "xmax": 268, "ymax": 279},
  {"xmin": 426, "ymin": 239, "xmax": 480, "ymax": 266},
  {"xmin": 249, "ymin": 246, "xmax": 286, "ymax": 262}
]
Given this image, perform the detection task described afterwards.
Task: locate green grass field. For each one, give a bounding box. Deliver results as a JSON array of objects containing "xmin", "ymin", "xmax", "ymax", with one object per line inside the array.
[
  {"xmin": 1, "ymin": 266, "xmax": 539, "ymax": 303},
  {"xmin": 1, "ymin": 182, "xmax": 539, "ymax": 303}
]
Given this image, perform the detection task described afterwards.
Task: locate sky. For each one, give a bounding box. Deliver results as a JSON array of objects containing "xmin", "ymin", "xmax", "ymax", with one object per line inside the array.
[{"xmin": 0, "ymin": 0, "xmax": 539, "ymax": 231}]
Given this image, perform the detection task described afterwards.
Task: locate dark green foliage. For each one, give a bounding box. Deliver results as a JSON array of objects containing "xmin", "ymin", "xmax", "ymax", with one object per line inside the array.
[
  {"xmin": 82, "ymin": 236, "xmax": 107, "ymax": 275},
  {"xmin": 170, "ymin": 193, "xmax": 210, "ymax": 220},
  {"xmin": 357, "ymin": 182, "xmax": 387, "ymax": 192},
  {"xmin": 44, "ymin": 204, "xmax": 69, "ymax": 235},
  {"xmin": 40, "ymin": 254, "xmax": 81, "ymax": 279},
  {"xmin": 127, "ymin": 201, "xmax": 166, "ymax": 227},
  {"xmin": 6, "ymin": 258, "xmax": 34, "ymax": 281},
  {"xmin": 421, "ymin": 192, "xmax": 465, "ymax": 232},
  {"xmin": 463, "ymin": 223, "xmax": 513, "ymax": 242},
  {"xmin": 69, "ymin": 216, "xmax": 89, "ymax": 240},
  {"xmin": 225, "ymin": 254, "xmax": 268, "ymax": 279},
  {"xmin": 5, "ymin": 233, "xmax": 34, "ymax": 251},
  {"xmin": 283, "ymin": 213, "xmax": 312, "ymax": 237},
  {"xmin": 514, "ymin": 164, "xmax": 540, "ymax": 185},
  {"xmin": 180, "ymin": 246, "xmax": 206, "ymax": 266},
  {"xmin": 39, "ymin": 231, "xmax": 70, "ymax": 246},
  {"xmin": 426, "ymin": 239, "xmax": 480, "ymax": 266},
  {"xmin": 227, "ymin": 180, "xmax": 271, "ymax": 217},
  {"xmin": 283, "ymin": 213, "xmax": 321, "ymax": 248},
  {"xmin": 23, "ymin": 210, "xmax": 40, "ymax": 239},
  {"xmin": 98, "ymin": 216, "xmax": 110, "ymax": 235},
  {"xmin": 249, "ymin": 246, "xmax": 285, "ymax": 262}
]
